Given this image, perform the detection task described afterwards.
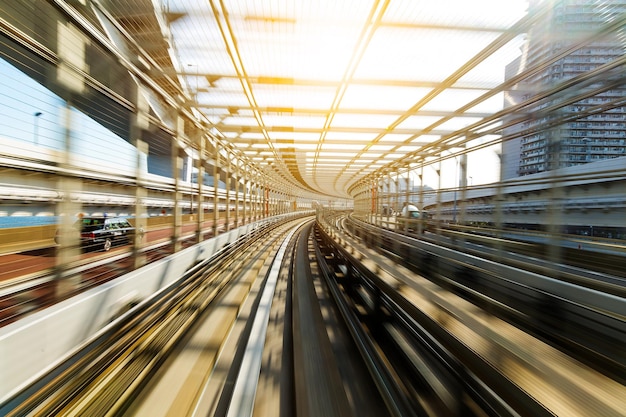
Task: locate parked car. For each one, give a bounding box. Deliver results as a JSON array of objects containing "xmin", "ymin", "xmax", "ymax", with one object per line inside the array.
[{"xmin": 55, "ymin": 216, "xmax": 138, "ymax": 251}]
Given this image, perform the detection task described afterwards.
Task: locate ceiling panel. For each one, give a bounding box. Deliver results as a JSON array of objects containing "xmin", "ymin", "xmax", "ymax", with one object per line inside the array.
[{"xmin": 109, "ymin": 0, "xmax": 533, "ymax": 198}]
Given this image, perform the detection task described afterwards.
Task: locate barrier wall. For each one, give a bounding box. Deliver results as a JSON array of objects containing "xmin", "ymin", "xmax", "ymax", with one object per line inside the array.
[
  {"xmin": 0, "ymin": 219, "xmax": 269, "ymax": 401},
  {"xmin": 0, "ymin": 214, "xmax": 211, "ymax": 255}
]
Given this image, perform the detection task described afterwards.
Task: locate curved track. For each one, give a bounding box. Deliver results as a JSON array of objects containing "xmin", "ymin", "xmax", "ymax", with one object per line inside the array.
[
  {"xmin": 319, "ymin": 214, "xmax": 625, "ymax": 417},
  {"xmin": 2, "ymin": 218, "xmax": 307, "ymax": 416},
  {"xmin": 3, "ymin": 214, "xmax": 625, "ymax": 417},
  {"xmin": 345, "ymin": 215, "xmax": 626, "ymax": 381}
]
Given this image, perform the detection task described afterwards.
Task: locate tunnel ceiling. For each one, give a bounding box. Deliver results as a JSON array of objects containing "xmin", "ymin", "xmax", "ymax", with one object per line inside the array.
[{"xmin": 106, "ymin": 0, "xmax": 533, "ymax": 199}]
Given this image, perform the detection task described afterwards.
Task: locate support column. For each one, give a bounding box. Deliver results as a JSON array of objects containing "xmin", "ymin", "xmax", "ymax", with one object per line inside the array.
[
  {"xmin": 267, "ymin": 183, "xmax": 270, "ymax": 217},
  {"xmin": 130, "ymin": 81, "xmax": 149, "ymax": 268},
  {"xmin": 254, "ymin": 174, "xmax": 259, "ymax": 221},
  {"xmin": 252, "ymin": 175, "xmax": 256, "ymax": 221},
  {"xmin": 385, "ymin": 171, "xmax": 391, "ymax": 226},
  {"xmin": 55, "ymin": 102, "xmax": 82, "ymax": 299},
  {"xmin": 225, "ymin": 150, "xmax": 231, "ymax": 231},
  {"xmin": 494, "ymin": 151, "xmax": 506, "ymax": 265},
  {"xmin": 404, "ymin": 165, "xmax": 410, "ymax": 207},
  {"xmin": 196, "ymin": 133, "xmax": 205, "ymax": 243},
  {"xmin": 393, "ymin": 171, "xmax": 399, "ymax": 217},
  {"xmin": 404, "ymin": 164, "xmax": 410, "ymax": 232},
  {"xmin": 243, "ymin": 169, "xmax": 248, "ymax": 224},
  {"xmin": 251, "ymin": 174, "xmax": 257, "ymax": 222},
  {"xmin": 458, "ymin": 151, "xmax": 468, "ymax": 226},
  {"xmin": 435, "ymin": 160, "xmax": 442, "ymax": 238},
  {"xmin": 235, "ymin": 159, "xmax": 240, "ymax": 227},
  {"xmin": 266, "ymin": 186, "xmax": 270, "ymax": 217},
  {"xmin": 133, "ymin": 139, "xmax": 148, "ymax": 268},
  {"xmin": 54, "ymin": 26, "xmax": 88, "ymax": 297},
  {"xmin": 377, "ymin": 174, "xmax": 383, "ymax": 225},
  {"xmin": 547, "ymin": 140, "xmax": 564, "ymax": 274},
  {"xmin": 213, "ymin": 143, "xmax": 220, "ymax": 237},
  {"xmin": 368, "ymin": 178, "xmax": 378, "ymax": 223},
  {"xmin": 256, "ymin": 175, "xmax": 261, "ymax": 220},
  {"xmin": 417, "ymin": 165, "xmax": 425, "ymax": 234},
  {"xmin": 261, "ymin": 178, "xmax": 269, "ymax": 219},
  {"xmin": 172, "ymin": 118, "xmax": 183, "ymax": 252}
]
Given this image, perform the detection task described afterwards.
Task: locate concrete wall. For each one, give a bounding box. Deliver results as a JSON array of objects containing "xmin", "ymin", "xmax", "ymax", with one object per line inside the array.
[{"xmin": 0, "ymin": 218, "xmax": 273, "ymax": 401}]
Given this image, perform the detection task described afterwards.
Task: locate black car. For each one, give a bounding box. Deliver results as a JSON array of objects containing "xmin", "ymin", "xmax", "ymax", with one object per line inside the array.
[{"xmin": 56, "ymin": 216, "xmax": 137, "ymax": 251}]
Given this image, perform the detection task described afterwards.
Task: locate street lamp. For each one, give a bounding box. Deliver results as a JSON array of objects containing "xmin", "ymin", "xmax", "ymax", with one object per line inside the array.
[{"xmin": 33, "ymin": 111, "xmax": 43, "ymax": 145}]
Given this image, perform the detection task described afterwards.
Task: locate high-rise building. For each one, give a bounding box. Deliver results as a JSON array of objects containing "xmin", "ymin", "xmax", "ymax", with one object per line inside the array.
[{"xmin": 503, "ymin": 0, "xmax": 626, "ymax": 178}]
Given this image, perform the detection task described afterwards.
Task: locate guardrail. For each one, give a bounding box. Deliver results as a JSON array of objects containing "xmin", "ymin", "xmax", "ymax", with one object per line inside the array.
[
  {"xmin": 0, "ymin": 225, "xmax": 57, "ymax": 254},
  {"xmin": 0, "ymin": 214, "xmax": 214, "ymax": 255},
  {"xmin": 343, "ymin": 215, "xmax": 626, "ymax": 385},
  {"xmin": 0, "ymin": 212, "xmax": 312, "ymax": 401}
]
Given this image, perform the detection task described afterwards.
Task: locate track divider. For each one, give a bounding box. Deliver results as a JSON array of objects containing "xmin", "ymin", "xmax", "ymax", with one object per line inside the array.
[{"xmin": 226, "ymin": 224, "xmax": 301, "ymax": 417}]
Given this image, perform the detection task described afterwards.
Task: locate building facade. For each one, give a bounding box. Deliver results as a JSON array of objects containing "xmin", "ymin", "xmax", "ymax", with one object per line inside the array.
[{"xmin": 504, "ymin": 0, "xmax": 626, "ymax": 178}]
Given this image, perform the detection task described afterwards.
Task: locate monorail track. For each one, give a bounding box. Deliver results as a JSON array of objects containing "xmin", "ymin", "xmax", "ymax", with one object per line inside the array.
[
  {"xmin": 317, "ymin": 217, "xmax": 625, "ymax": 417},
  {"xmin": 3, "ymin": 216, "xmax": 625, "ymax": 417},
  {"xmin": 346, "ymin": 215, "xmax": 626, "ymax": 383},
  {"xmin": 1, "ymin": 218, "xmax": 308, "ymax": 416}
]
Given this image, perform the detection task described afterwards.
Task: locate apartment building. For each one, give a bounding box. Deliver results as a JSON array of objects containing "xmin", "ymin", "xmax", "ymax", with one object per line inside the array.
[{"xmin": 503, "ymin": 0, "xmax": 626, "ymax": 178}]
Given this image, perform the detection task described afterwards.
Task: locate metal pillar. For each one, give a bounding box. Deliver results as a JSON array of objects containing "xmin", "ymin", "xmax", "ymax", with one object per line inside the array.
[
  {"xmin": 133, "ymin": 139, "xmax": 148, "ymax": 268},
  {"xmin": 234, "ymin": 159, "xmax": 240, "ymax": 227},
  {"xmin": 242, "ymin": 169, "xmax": 248, "ymax": 224},
  {"xmin": 225, "ymin": 150, "xmax": 231, "ymax": 231},
  {"xmin": 435, "ymin": 160, "xmax": 442, "ymax": 238},
  {"xmin": 55, "ymin": 102, "xmax": 82, "ymax": 298},
  {"xmin": 196, "ymin": 133, "xmax": 205, "ymax": 243},
  {"xmin": 418, "ymin": 165, "xmax": 425, "ymax": 234},
  {"xmin": 172, "ymin": 117, "xmax": 183, "ymax": 252},
  {"xmin": 458, "ymin": 152, "xmax": 468, "ymax": 226},
  {"xmin": 493, "ymin": 151, "xmax": 505, "ymax": 260},
  {"xmin": 213, "ymin": 143, "xmax": 220, "ymax": 237},
  {"xmin": 131, "ymin": 81, "xmax": 149, "ymax": 268}
]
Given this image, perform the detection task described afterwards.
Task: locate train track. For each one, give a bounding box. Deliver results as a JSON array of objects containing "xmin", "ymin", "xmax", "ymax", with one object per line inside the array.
[
  {"xmin": 2, "ymin": 217, "xmax": 389, "ymax": 417},
  {"xmin": 1, "ymin": 218, "xmax": 308, "ymax": 416},
  {"xmin": 314, "ymin": 223, "xmax": 551, "ymax": 416},
  {"xmin": 3, "ymin": 215, "xmax": 625, "ymax": 416},
  {"xmin": 316, "ymin": 217, "xmax": 625, "ymax": 417},
  {"xmin": 414, "ymin": 222, "xmax": 626, "ymax": 283}
]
